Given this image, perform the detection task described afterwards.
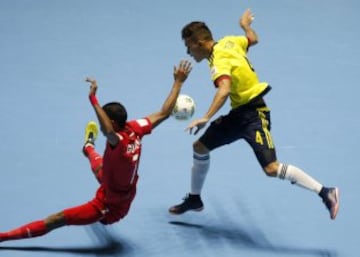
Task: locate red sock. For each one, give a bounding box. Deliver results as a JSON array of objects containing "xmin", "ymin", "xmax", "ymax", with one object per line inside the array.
[
  {"xmin": 84, "ymin": 145, "xmax": 103, "ymax": 182},
  {"xmin": 0, "ymin": 220, "xmax": 47, "ymax": 242}
]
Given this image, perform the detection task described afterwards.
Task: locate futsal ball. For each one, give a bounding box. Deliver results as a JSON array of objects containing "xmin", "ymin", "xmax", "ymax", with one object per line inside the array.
[{"xmin": 172, "ymin": 94, "xmax": 196, "ymax": 120}]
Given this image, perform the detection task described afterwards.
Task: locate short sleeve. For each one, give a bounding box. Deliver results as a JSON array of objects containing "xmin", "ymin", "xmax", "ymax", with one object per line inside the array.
[{"xmin": 127, "ymin": 118, "xmax": 152, "ymax": 136}]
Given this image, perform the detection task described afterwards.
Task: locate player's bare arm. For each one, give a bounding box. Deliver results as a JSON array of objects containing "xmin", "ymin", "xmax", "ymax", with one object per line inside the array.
[
  {"xmin": 86, "ymin": 78, "xmax": 119, "ymax": 146},
  {"xmin": 240, "ymin": 8, "xmax": 258, "ymax": 46},
  {"xmin": 147, "ymin": 60, "xmax": 192, "ymax": 129},
  {"xmin": 187, "ymin": 78, "xmax": 230, "ymax": 135}
]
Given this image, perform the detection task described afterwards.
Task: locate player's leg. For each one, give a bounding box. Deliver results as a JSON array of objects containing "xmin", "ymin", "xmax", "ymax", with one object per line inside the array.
[
  {"xmin": 265, "ymin": 161, "xmax": 339, "ymax": 219},
  {"xmin": 83, "ymin": 121, "xmax": 103, "ymax": 183},
  {"xmin": 244, "ymin": 107, "xmax": 323, "ymax": 190},
  {"xmin": 168, "ymin": 139, "xmax": 208, "ymax": 215},
  {"xmin": 0, "ymin": 219, "xmax": 49, "ymax": 242},
  {"xmin": 248, "ymin": 108, "xmax": 339, "ymax": 219},
  {"xmin": 169, "ymin": 115, "xmax": 239, "ymax": 215},
  {"xmin": 0, "ymin": 211, "xmax": 67, "ymax": 242},
  {"xmin": 191, "ymin": 141, "xmax": 210, "ymax": 196},
  {"xmin": 0, "ymin": 201, "xmax": 106, "ymax": 242},
  {"xmin": 62, "ymin": 201, "xmax": 107, "ymax": 225}
]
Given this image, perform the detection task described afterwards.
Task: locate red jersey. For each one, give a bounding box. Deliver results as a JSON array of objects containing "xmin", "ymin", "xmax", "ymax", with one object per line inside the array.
[
  {"xmin": 63, "ymin": 118, "xmax": 153, "ymax": 225},
  {"xmin": 101, "ymin": 118, "xmax": 152, "ymax": 206}
]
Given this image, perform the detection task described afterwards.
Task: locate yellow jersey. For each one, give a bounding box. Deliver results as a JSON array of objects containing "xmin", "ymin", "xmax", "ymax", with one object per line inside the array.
[{"xmin": 208, "ymin": 35, "xmax": 270, "ymax": 109}]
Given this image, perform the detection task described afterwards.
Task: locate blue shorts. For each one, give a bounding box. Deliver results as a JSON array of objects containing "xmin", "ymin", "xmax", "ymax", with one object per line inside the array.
[{"xmin": 199, "ymin": 98, "xmax": 277, "ymax": 167}]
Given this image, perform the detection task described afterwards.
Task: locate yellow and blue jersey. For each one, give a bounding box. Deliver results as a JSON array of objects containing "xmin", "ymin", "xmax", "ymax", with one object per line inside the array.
[{"xmin": 208, "ymin": 35, "xmax": 270, "ymax": 109}]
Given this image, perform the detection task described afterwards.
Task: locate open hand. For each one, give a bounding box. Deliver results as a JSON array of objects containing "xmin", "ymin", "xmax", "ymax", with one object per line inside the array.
[
  {"xmin": 186, "ymin": 117, "xmax": 209, "ymax": 135},
  {"xmin": 174, "ymin": 60, "xmax": 192, "ymax": 83},
  {"xmin": 240, "ymin": 8, "xmax": 255, "ymax": 29},
  {"xmin": 85, "ymin": 77, "xmax": 98, "ymax": 96}
]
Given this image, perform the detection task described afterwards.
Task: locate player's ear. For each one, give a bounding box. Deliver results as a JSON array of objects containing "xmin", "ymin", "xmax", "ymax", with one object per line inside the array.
[
  {"xmin": 197, "ymin": 39, "xmax": 209, "ymax": 49},
  {"xmin": 197, "ymin": 39, "xmax": 205, "ymax": 46}
]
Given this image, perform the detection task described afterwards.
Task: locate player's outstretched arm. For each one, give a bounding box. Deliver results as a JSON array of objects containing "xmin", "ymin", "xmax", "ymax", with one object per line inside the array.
[
  {"xmin": 240, "ymin": 8, "xmax": 258, "ymax": 46},
  {"xmin": 186, "ymin": 77, "xmax": 230, "ymax": 135},
  {"xmin": 147, "ymin": 60, "xmax": 192, "ymax": 129},
  {"xmin": 85, "ymin": 78, "xmax": 119, "ymax": 146}
]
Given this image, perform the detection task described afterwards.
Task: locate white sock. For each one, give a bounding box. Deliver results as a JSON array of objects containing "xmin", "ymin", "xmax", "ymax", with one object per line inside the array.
[
  {"xmin": 190, "ymin": 152, "xmax": 210, "ymax": 195},
  {"xmin": 277, "ymin": 163, "xmax": 322, "ymax": 193}
]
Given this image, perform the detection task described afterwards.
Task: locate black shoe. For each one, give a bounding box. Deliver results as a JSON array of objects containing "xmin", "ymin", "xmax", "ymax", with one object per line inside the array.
[
  {"xmin": 320, "ymin": 187, "xmax": 340, "ymax": 220},
  {"xmin": 169, "ymin": 194, "xmax": 204, "ymax": 215}
]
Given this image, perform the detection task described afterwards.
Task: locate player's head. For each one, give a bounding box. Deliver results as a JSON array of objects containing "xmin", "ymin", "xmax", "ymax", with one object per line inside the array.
[
  {"xmin": 102, "ymin": 102, "xmax": 127, "ymax": 131},
  {"xmin": 181, "ymin": 21, "xmax": 214, "ymax": 62}
]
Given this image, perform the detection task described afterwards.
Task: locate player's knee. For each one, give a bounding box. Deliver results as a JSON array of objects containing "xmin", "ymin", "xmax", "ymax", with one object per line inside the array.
[
  {"xmin": 193, "ymin": 140, "xmax": 209, "ymax": 154},
  {"xmin": 44, "ymin": 212, "xmax": 66, "ymax": 230},
  {"xmin": 263, "ymin": 161, "xmax": 279, "ymax": 177}
]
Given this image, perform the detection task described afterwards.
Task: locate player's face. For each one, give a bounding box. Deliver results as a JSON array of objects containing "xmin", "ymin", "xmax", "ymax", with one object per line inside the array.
[{"xmin": 184, "ymin": 38, "xmax": 207, "ymax": 62}]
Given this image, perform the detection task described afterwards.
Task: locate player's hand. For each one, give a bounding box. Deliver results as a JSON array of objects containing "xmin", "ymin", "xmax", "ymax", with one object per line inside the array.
[
  {"xmin": 174, "ymin": 60, "xmax": 192, "ymax": 83},
  {"xmin": 240, "ymin": 8, "xmax": 255, "ymax": 29},
  {"xmin": 186, "ymin": 117, "xmax": 209, "ymax": 135},
  {"xmin": 85, "ymin": 77, "xmax": 98, "ymax": 96}
]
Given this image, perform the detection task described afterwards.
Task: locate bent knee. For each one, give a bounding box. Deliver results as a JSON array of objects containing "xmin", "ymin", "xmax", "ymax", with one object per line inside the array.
[
  {"xmin": 263, "ymin": 161, "xmax": 279, "ymax": 177},
  {"xmin": 193, "ymin": 140, "xmax": 209, "ymax": 154}
]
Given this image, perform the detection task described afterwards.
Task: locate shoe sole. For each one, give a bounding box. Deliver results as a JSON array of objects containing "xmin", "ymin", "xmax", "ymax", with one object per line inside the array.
[
  {"xmin": 330, "ymin": 187, "xmax": 340, "ymax": 220},
  {"xmin": 84, "ymin": 121, "xmax": 98, "ymax": 143},
  {"xmin": 168, "ymin": 206, "xmax": 204, "ymax": 215}
]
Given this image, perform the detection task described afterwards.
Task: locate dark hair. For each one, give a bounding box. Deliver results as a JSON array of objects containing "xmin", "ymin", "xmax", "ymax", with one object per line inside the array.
[
  {"xmin": 181, "ymin": 21, "xmax": 213, "ymax": 41},
  {"xmin": 102, "ymin": 102, "xmax": 127, "ymax": 129}
]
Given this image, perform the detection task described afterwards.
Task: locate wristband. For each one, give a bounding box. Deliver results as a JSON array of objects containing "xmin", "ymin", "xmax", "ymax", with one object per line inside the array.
[{"xmin": 89, "ymin": 94, "xmax": 99, "ymax": 106}]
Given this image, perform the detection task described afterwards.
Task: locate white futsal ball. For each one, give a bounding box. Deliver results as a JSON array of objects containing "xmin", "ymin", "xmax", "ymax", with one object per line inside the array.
[{"xmin": 172, "ymin": 94, "xmax": 196, "ymax": 120}]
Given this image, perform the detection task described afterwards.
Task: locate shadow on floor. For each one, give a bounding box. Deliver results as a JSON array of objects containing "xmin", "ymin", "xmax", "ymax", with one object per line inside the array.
[
  {"xmin": 169, "ymin": 220, "xmax": 337, "ymax": 257},
  {"xmin": 0, "ymin": 223, "xmax": 133, "ymax": 257}
]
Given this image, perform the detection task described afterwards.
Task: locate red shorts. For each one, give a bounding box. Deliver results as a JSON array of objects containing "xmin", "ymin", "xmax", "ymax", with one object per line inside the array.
[{"xmin": 63, "ymin": 183, "xmax": 137, "ymax": 225}]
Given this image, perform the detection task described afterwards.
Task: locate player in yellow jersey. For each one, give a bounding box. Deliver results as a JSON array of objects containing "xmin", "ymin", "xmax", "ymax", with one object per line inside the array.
[{"xmin": 169, "ymin": 9, "xmax": 339, "ymax": 220}]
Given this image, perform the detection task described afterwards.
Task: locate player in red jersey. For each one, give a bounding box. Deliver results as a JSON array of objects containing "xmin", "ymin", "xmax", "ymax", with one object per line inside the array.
[{"xmin": 0, "ymin": 60, "xmax": 192, "ymax": 242}]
